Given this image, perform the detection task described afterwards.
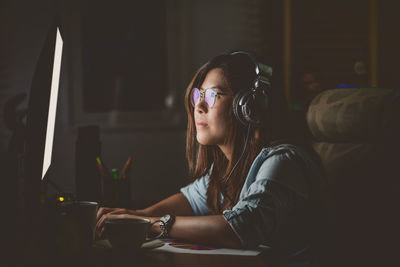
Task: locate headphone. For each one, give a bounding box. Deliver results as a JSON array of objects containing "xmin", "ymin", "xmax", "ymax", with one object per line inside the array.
[{"xmin": 230, "ymin": 51, "xmax": 273, "ymax": 126}]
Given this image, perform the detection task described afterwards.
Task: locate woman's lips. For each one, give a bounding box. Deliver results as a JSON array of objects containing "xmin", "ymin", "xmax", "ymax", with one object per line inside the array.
[{"xmin": 196, "ymin": 122, "xmax": 208, "ymax": 127}]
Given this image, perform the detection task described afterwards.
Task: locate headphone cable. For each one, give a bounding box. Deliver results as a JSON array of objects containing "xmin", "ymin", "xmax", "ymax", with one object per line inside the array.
[{"xmin": 220, "ymin": 123, "xmax": 252, "ymax": 206}]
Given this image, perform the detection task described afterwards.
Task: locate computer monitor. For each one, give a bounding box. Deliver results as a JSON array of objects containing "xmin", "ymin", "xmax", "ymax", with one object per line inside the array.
[
  {"xmin": 42, "ymin": 28, "xmax": 63, "ymax": 180},
  {"xmin": 24, "ymin": 24, "xmax": 63, "ymax": 216}
]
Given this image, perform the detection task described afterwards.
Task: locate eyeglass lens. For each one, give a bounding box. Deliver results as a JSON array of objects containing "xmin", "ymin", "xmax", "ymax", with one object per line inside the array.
[{"xmin": 192, "ymin": 88, "xmax": 216, "ymax": 108}]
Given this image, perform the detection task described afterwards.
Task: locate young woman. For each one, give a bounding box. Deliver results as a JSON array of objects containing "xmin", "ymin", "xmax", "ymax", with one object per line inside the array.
[{"xmin": 96, "ymin": 51, "xmax": 325, "ymax": 264}]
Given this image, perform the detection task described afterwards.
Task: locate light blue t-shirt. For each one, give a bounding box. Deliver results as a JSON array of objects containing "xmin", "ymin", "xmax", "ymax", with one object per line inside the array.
[{"xmin": 180, "ymin": 144, "xmax": 324, "ymax": 265}]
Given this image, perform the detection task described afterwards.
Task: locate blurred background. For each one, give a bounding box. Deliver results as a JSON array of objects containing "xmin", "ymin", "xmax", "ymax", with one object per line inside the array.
[{"xmin": 1, "ymin": 0, "xmax": 399, "ymax": 208}]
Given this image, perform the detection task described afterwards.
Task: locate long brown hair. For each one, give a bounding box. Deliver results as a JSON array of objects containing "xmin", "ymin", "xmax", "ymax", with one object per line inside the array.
[{"xmin": 185, "ymin": 52, "xmax": 291, "ymax": 214}]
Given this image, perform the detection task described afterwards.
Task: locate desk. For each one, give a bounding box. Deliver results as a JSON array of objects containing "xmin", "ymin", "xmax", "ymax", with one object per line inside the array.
[
  {"xmin": 14, "ymin": 214, "xmax": 274, "ymax": 267},
  {"xmin": 87, "ymin": 249, "xmax": 269, "ymax": 267},
  {"xmin": 30, "ymin": 244, "xmax": 271, "ymax": 267},
  {"xmin": 17, "ymin": 216, "xmax": 273, "ymax": 267},
  {"xmin": 27, "ymin": 248, "xmax": 270, "ymax": 267}
]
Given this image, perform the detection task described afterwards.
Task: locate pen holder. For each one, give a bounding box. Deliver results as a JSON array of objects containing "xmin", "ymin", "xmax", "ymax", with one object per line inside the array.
[{"xmin": 102, "ymin": 177, "xmax": 131, "ymax": 208}]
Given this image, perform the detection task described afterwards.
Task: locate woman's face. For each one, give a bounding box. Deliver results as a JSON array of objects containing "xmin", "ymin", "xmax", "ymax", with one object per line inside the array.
[{"xmin": 194, "ymin": 68, "xmax": 233, "ymax": 147}]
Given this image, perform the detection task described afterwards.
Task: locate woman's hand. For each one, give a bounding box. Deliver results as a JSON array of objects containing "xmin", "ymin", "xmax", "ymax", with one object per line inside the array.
[
  {"xmin": 95, "ymin": 207, "xmax": 145, "ymax": 238},
  {"xmin": 96, "ymin": 207, "xmax": 144, "ymax": 221},
  {"xmin": 95, "ymin": 208, "xmax": 241, "ymax": 248}
]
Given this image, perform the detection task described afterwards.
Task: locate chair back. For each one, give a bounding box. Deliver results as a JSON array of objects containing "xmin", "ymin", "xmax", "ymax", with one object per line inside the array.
[{"xmin": 306, "ymin": 88, "xmax": 399, "ymax": 265}]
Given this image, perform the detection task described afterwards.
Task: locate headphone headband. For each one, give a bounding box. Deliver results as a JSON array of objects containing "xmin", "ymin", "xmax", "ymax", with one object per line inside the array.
[{"xmin": 230, "ymin": 51, "xmax": 272, "ymax": 81}]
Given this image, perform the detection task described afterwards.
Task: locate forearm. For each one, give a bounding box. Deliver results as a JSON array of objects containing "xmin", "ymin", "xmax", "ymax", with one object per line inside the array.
[
  {"xmin": 149, "ymin": 215, "xmax": 242, "ymax": 249},
  {"xmin": 137, "ymin": 193, "xmax": 193, "ymax": 217}
]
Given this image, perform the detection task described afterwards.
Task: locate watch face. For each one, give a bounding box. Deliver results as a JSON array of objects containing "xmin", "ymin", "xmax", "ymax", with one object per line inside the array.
[{"xmin": 162, "ymin": 214, "xmax": 171, "ymax": 223}]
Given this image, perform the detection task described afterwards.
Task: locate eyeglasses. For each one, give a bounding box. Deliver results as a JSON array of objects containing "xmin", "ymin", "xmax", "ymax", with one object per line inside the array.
[{"xmin": 191, "ymin": 87, "xmax": 230, "ymax": 108}]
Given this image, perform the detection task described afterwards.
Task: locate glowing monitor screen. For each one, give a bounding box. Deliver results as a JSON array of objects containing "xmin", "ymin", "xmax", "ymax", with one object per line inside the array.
[{"xmin": 41, "ymin": 27, "xmax": 63, "ymax": 180}]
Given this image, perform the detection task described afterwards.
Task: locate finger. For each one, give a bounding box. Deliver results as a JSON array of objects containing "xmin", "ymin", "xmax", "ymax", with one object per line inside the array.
[
  {"xmin": 96, "ymin": 213, "xmax": 127, "ymax": 237},
  {"xmin": 96, "ymin": 213, "xmax": 109, "ymax": 236},
  {"xmin": 96, "ymin": 220, "xmax": 105, "ymax": 238},
  {"xmin": 96, "ymin": 208, "xmax": 124, "ymax": 222},
  {"xmin": 100, "ymin": 227, "xmax": 105, "ymax": 238},
  {"xmin": 96, "ymin": 207, "xmax": 106, "ymax": 221},
  {"xmin": 96, "ymin": 214, "xmax": 106, "ymax": 233},
  {"xmin": 96, "ymin": 226, "xmax": 102, "ymax": 238},
  {"xmin": 110, "ymin": 208, "xmax": 132, "ymax": 215},
  {"xmin": 96, "ymin": 213, "xmax": 122, "ymax": 234},
  {"xmin": 96, "ymin": 207, "xmax": 112, "ymax": 221}
]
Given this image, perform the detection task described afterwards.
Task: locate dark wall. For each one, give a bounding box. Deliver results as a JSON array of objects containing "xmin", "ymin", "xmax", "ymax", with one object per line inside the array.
[
  {"xmin": 0, "ymin": 0, "xmax": 189, "ymax": 208},
  {"xmin": 1, "ymin": 0, "xmax": 274, "ymax": 208},
  {"xmin": 2, "ymin": 0, "xmax": 397, "ymax": 208}
]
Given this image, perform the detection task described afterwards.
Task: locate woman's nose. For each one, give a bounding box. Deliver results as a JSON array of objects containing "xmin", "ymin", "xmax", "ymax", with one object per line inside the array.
[{"xmin": 195, "ymin": 98, "xmax": 208, "ymax": 113}]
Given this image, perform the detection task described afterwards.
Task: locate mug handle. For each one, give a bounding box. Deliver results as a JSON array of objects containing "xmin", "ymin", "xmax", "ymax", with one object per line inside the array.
[{"xmin": 145, "ymin": 219, "xmax": 164, "ymax": 241}]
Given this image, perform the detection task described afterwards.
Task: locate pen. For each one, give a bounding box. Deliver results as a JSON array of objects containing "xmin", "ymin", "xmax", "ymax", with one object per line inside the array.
[
  {"xmin": 96, "ymin": 157, "xmax": 102, "ymax": 166},
  {"xmin": 96, "ymin": 156, "xmax": 106, "ymax": 198},
  {"xmin": 95, "ymin": 157, "xmax": 105, "ymax": 174},
  {"xmin": 112, "ymin": 168, "xmax": 119, "ymax": 180},
  {"xmin": 120, "ymin": 156, "xmax": 132, "ymax": 179},
  {"xmin": 96, "ymin": 156, "xmax": 111, "ymax": 179}
]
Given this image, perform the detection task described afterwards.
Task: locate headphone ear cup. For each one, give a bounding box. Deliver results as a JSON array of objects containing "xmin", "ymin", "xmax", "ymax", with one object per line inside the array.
[
  {"xmin": 233, "ymin": 89, "xmax": 252, "ymax": 126},
  {"xmin": 248, "ymin": 89, "xmax": 270, "ymax": 125},
  {"xmin": 253, "ymin": 89, "xmax": 269, "ymax": 115},
  {"xmin": 233, "ymin": 89, "xmax": 270, "ymax": 126},
  {"xmin": 242, "ymin": 92, "xmax": 260, "ymax": 125}
]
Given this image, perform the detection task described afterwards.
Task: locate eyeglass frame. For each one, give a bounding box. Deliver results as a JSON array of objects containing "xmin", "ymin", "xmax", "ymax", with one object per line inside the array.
[{"xmin": 191, "ymin": 86, "xmax": 232, "ymax": 108}]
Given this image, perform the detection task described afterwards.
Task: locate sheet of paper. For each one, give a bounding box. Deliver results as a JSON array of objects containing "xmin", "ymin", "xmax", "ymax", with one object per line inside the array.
[
  {"xmin": 93, "ymin": 239, "xmax": 267, "ymax": 256},
  {"xmin": 152, "ymin": 240, "xmax": 265, "ymax": 256}
]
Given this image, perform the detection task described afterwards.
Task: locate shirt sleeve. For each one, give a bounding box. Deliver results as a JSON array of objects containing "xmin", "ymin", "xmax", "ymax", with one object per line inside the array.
[
  {"xmin": 222, "ymin": 150, "xmax": 310, "ymax": 249},
  {"xmin": 180, "ymin": 175, "xmax": 210, "ymax": 216}
]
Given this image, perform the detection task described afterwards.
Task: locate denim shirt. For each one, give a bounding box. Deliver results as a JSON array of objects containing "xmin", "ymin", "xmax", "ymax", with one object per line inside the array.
[{"xmin": 180, "ymin": 144, "xmax": 323, "ymax": 265}]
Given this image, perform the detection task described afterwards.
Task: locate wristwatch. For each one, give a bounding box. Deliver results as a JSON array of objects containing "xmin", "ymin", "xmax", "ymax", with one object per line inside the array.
[{"xmin": 159, "ymin": 214, "xmax": 176, "ymax": 238}]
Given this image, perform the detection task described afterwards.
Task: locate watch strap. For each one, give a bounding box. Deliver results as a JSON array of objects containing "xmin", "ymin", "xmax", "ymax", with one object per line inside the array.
[{"xmin": 159, "ymin": 214, "xmax": 176, "ymax": 238}]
